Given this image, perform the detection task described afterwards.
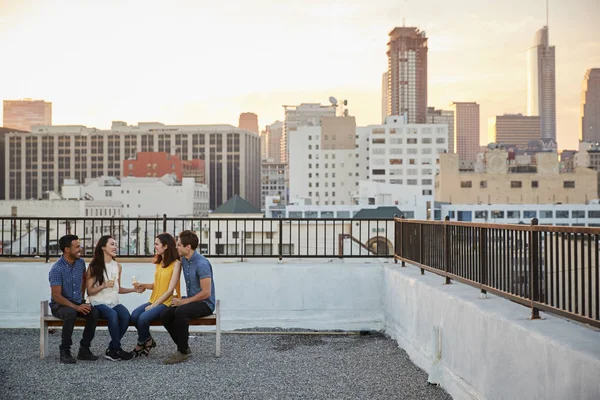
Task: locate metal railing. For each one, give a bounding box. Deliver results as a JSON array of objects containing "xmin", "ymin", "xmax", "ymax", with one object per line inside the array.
[
  {"xmin": 0, "ymin": 215, "xmax": 395, "ymax": 261},
  {"xmin": 395, "ymin": 216, "xmax": 600, "ymax": 329}
]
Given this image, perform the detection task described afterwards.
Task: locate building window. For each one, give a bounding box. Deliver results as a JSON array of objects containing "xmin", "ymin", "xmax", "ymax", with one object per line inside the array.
[
  {"xmin": 480, "ymin": 181, "xmax": 487, "ymax": 188},
  {"xmin": 555, "ymin": 211, "xmax": 569, "ymax": 219},
  {"xmin": 491, "ymin": 210, "xmax": 504, "ymax": 219},
  {"xmin": 507, "ymin": 211, "xmax": 520, "ymax": 219},
  {"xmin": 407, "ymin": 138, "xmax": 417, "ymax": 144},
  {"xmin": 571, "ymin": 210, "xmax": 585, "ymax": 219},
  {"xmin": 540, "ymin": 210, "xmax": 553, "ymax": 219},
  {"xmin": 232, "ymin": 232, "xmax": 239, "ymax": 239},
  {"xmin": 563, "ymin": 181, "xmax": 575, "ymax": 189},
  {"xmin": 372, "ymin": 138, "xmax": 386, "ymax": 144},
  {"xmin": 421, "ymin": 179, "xmax": 432, "ymax": 185},
  {"xmin": 531, "ymin": 181, "xmax": 538, "ymax": 188},
  {"xmin": 422, "ymin": 138, "xmax": 432, "ymax": 144},
  {"xmin": 436, "ymin": 138, "xmax": 446, "ymax": 144},
  {"xmin": 475, "ymin": 211, "xmax": 488, "ymax": 219},
  {"xmin": 105, "ymin": 190, "xmax": 112, "ymax": 197},
  {"xmin": 372, "ymin": 169, "xmax": 386, "ymax": 175},
  {"xmin": 461, "ymin": 181, "xmax": 472, "ymax": 188},
  {"xmin": 422, "ymin": 189, "xmax": 432, "ymax": 195},
  {"xmin": 589, "ymin": 211, "xmax": 600, "ymax": 218},
  {"xmin": 215, "ymin": 232, "xmax": 222, "ymax": 239},
  {"xmin": 407, "ymin": 179, "xmax": 418, "ymax": 185},
  {"xmin": 523, "ymin": 211, "xmax": 536, "ymax": 219},
  {"xmin": 511, "ymin": 181, "xmax": 522, "ymax": 188}
]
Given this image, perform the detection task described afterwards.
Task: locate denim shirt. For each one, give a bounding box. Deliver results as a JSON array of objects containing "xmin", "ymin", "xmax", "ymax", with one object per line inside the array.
[
  {"xmin": 49, "ymin": 256, "xmax": 86, "ymax": 306},
  {"xmin": 181, "ymin": 252, "xmax": 216, "ymax": 311}
]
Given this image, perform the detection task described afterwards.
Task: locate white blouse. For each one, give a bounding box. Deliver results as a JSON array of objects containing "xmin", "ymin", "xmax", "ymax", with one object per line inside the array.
[{"xmin": 88, "ymin": 260, "xmax": 120, "ymax": 308}]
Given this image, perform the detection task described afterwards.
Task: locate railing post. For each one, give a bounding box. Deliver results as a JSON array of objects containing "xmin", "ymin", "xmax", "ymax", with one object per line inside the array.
[
  {"xmin": 444, "ymin": 216, "xmax": 451, "ymax": 284},
  {"xmin": 45, "ymin": 219, "xmax": 50, "ymax": 263},
  {"xmin": 278, "ymin": 216, "xmax": 283, "ymax": 261},
  {"xmin": 419, "ymin": 222, "xmax": 424, "ymax": 275},
  {"xmin": 479, "ymin": 227, "xmax": 488, "ymax": 296},
  {"xmin": 393, "ymin": 214, "xmax": 398, "ymax": 264},
  {"xmin": 162, "ymin": 214, "xmax": 167, "ymax": 233},
  {"xmin": 400, "ymin": 215, "xmax": 406, "ymax": 267},
  {"xmin": 530, "ymin": 218, "xmax": 541, "ymax": 319}
]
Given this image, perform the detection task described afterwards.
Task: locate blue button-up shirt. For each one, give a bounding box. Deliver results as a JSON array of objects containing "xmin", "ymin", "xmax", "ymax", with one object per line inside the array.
[
  {"xmin": 49, "ymin": 256, "xmax": 86, "ymax": 306},
  {"xmin": 181, "ymin": 252, "xmax": 216, "ymax": 311}
]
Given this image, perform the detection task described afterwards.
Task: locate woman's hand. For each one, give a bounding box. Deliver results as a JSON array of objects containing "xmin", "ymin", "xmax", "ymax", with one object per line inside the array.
[{"xmin": 144, "ymin": 303, "xmax": 154, "ymax": 311}]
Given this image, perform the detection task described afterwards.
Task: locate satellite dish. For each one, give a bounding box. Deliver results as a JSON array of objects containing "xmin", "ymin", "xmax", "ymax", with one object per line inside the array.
[{"xmin": 329, "ymin": 96, "xmax": 338, "ymax": 106}]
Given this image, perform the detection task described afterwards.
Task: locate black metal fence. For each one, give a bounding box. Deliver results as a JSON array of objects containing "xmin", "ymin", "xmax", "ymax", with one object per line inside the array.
[
  {"xmin": 395, "ymin": 216, "xmax": 600, "ymax": 329},
  {"xmin": 0, "ymin": 215, "xmax": 395, "ymax": 260}
]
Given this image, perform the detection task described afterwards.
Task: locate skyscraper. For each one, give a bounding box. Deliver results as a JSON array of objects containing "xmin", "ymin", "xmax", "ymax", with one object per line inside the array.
[
  {"xmin": 382, "ymin": 72, "xmax": 389, "ymax": 124},
  {"xmin": 262, "ymin": 121, "xmax": 284, "ymax": 163},
  {"xmin": 526, "ymin": 26, "xmax": 556, "ymax": 143},
  {"xmin": 3, "ymin": 99, "xmax": 52, "ymax": 132},
  {"xmin": 450, "ymin": 102, "xmax": 480, "ymax": 162},
  {"xmin": 581, "ymin": 68, "xmax": 600, "ymax": 142},
  {"xmin": 238, "ymin": 112, "xmax": 259, "ymax": 134},
  {"xmin": 386, "ymin": 27, "xmax": 428, "ymax": 123},
  {"xmin": 488, "ymin": 114, "xmax": 541, "ymax": 149}
]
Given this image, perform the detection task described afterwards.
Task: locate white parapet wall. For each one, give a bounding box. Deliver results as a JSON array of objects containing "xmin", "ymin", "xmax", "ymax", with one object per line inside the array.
[
  {"xmin": 383, "ymin": 263, "xmax": 600, "ymax": 400},
  {"xmin": 0, "ymin": 259, "xmax": 385, "ymax": 331}
]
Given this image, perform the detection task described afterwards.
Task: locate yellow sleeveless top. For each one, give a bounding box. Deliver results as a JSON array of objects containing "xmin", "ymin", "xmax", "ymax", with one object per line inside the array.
[{"xmin": 149, "ymin": 261, "xmax": 181, "ymax": 306}]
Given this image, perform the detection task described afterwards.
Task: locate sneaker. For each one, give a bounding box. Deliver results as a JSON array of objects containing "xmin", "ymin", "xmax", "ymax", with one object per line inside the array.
[
  {"xmin": 104, "ymin": 348, "xmax": 120, "ymax": 361},
  {"xmin": 117, "ymin": 348, "xmax": 134, "ymax": 361},
  {"xmin": 164, "ymin": 351, "xmax": 190, "ymax": 365},
  {"xmin": 77, "ymin": 347, "xmax": 99, "ymax": 361},
  {"xmin": 59, "ymin": 349, "xmax": 76, "ymax": 364}
]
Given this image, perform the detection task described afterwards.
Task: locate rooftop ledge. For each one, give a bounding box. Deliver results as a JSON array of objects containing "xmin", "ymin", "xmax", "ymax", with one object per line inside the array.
[{"xmin": 1, "ymin": 258, "xmax": 599, "ymax": 400}]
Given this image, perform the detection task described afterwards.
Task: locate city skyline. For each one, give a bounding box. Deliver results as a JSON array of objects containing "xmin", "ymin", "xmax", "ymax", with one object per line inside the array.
[{"xmin": 1, "ymin": 0, "xmax": 599, "ymax": 150}]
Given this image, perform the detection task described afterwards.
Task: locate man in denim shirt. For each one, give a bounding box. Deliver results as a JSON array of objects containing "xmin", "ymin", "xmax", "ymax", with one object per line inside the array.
[
  {"xmin": 161, "ymin": 230, "xmax": 216, "ymax": 364},
  {"xmin": 49, "ymin": 235, "xmax": 99, "ymax": 363}
]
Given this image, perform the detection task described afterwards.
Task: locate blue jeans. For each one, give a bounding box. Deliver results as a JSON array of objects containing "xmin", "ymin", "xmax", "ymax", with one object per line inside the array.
[
  {"xmin": 95, "ymin": 304, "xmax": 131, "ymax": 350},
  {"xmin": 130, "ymin": 302, "xmax": 167, "ymax": 344}
]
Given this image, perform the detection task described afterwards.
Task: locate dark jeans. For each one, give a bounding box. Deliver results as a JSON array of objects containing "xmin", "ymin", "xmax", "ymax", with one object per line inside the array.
[
  {"xmin": 160, "ymin": 301, "xmax": 212, "ymax": 353},
  {"xmin": 50, "ymin": 303, "xmax": 99, "ymax": 351},
  {"xmin": 95, "ymin": 304, "xmax": 130, "ymax": 350}
]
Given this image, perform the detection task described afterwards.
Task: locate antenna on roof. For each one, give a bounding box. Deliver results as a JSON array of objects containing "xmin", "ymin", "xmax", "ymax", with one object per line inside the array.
[{"xmin": 546, "ymin": 0, "xmax": 549, "ymax": 27}]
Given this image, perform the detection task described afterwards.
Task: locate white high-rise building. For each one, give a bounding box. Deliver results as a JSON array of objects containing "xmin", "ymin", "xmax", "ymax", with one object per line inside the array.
[
  {"xmin": 289, "ymin": 116, "xmax": 368, "ymax": 206},
  {"xmin": 364, "ymin": 116, "xmax": 448, "ymax": 219},
  {"xmin": 527, "ymin": 26, "xmax": 556, "ymax": 143},
  {"xmin": 281, "ymin": 103, "xmax": 336, "ymax": 164},
  {"xmin": 382, "ymin": 72, "xmax": 389, "ymax": 124}
]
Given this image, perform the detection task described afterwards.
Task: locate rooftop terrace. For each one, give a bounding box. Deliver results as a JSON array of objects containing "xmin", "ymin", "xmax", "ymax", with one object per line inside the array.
[{"xmin": 0, "ymin": 329, "xmax": 451, "ymax": 400}]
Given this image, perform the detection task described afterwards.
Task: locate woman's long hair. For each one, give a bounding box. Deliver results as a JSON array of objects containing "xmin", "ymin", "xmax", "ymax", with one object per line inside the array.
[
  {"xmin": 154, "ymin": 233, "xmax": 179, "ymax": 268},
  {"xmin": 88, "ymin": 235, "xmax": 113, "ymax": 285}
]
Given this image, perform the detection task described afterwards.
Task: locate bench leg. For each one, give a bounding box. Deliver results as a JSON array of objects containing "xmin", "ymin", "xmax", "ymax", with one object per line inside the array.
[
  {"xmin": 40, "ymin": 301, "xmax": 49, "ymax": 359},
  {"xmin": 215, "ymin": 299, "xmax": 221, "ymax": 357}
]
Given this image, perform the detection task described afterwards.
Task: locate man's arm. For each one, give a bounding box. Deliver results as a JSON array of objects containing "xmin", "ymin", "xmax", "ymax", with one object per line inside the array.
[
  {"xmin": 50, "ymin": 286, "xmax": 90, "ymax": 314},
  {"xmin": 182, "ymin": 277, "xmax": 211, "ymax": 304}
]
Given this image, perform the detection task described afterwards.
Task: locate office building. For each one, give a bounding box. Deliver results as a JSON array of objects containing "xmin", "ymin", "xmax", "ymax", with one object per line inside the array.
[
  {"xmin": 239, "ymin": 112, "xmax": 259, "ymax": 134},
  {"xmin": 450, "ymin": 102, "xmax": 480, "ymax": 162},
  {"xmin": 261, "ymin": 160, "xmax": 287, "ymax": 209},
  {"xmin": 5, "ymin": 121, "xmax": 260, "ymax": 210},
  {"xmin": 281, "ymin": 103, "xmax": 335, "ymax": 164},
  {"xmin": 262, "ymin": 121, "xmax": 284, "ymax": 163},
  {"xmin": 386, "ymin": 27, "xmax": 428, "ymax": 123},
  {"xmin": 436, "ymin": 149, "xmax": 598, "ymax": 205},
  {"xmin": 3, "ymin": 99, "xmax": 52, "ymax": 132},
  {"xmin": 527, "ymin": 26, "xmax": 556, "ymax": 142},
  {"xmin": 581, "ymin": 68, "xmax": 600, "ymax": 142},
  {"xmin": 488, "ymin": 114, "xmax": 541, "ymax": 149},
  {"xmin": 427, "ymin": 107, "xmax": 454, "ymax": 154}
]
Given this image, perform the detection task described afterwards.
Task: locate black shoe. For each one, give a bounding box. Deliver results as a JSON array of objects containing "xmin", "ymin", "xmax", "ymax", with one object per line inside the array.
[
  {"xmin": 59, "ymin": 349, "xmax": 76, "ymax": 364},
  {"xmin": 104, "ymin": 348, "xmax": 120, "ymax": 361},
  {"xmin": 77, "ymin": 347, "xmax": 99, "ymax": 361},
  {"xmin": 117, "ymin": 348, "xmax": 134, "ymax": 361},
  {"xmin": 185, "ymin": 347, "xmax": 192, "ymax": 355}
]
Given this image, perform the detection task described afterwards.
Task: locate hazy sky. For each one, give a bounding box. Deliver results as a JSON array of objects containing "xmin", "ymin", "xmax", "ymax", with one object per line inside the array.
[{"xmin": 1, "ymin": 0, "xmax": 598, "ymax": 150}]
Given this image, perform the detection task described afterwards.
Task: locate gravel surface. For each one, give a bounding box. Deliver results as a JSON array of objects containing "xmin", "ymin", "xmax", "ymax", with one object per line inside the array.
[{"xmin": 0, "ymin": 329, "xmax": 451, "ymax": 400}]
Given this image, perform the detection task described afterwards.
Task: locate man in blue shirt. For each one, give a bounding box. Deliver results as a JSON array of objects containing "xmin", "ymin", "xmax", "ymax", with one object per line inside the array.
[
  {"xmin": 49, "ymin": 235, "xmax": 99, "ymax": 364},
  {"xmin": 161, "ymin": 230, "xmax": 216, "ymax": 364}
]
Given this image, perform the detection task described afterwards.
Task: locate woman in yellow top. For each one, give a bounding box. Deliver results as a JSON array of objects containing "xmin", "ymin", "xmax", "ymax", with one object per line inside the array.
[{"xmin": 130, "ymin": 233, "xmax": 181, "ymax": 357}]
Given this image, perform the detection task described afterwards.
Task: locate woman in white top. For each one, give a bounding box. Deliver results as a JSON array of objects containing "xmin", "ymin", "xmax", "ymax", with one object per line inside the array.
[{"xmin": 86, "ymin": 235, "xmax": 136, "ymax": 361}]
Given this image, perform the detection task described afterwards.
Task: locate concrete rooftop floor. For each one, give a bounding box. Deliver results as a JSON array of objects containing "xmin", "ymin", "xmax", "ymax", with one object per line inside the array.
[{"xmin": 0, "ymin": 328, "xmax": 451, "ymax": 400}]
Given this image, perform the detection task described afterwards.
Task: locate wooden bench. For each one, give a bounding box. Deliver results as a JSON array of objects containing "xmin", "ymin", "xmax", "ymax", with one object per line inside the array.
[{"xmin": 40, "ymin": 300, "xmax": 221, "ymax": 359}]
